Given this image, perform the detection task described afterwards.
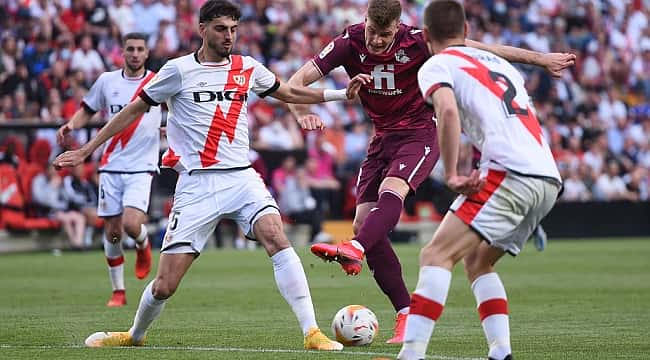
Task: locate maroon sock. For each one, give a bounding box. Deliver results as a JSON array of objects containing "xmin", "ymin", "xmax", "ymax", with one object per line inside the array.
[
  {"xmin": 366, "ymin": 237, "xmax": 411, "ymax": 312},
  {"xmin": 355, "ymin": 190, "xmax": 403, "ymax": 252}
]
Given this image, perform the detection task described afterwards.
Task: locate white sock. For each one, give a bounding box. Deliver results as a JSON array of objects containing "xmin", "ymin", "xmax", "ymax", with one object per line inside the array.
[
  {"xmin": 104, "ymin": 235, "xmax": 125, "ymax": 291},
  {"xmin": 271, "ymin": 247, "xmax": 318, "ymax": 335},
  {"xmin": 130, "ymin": 281, "xmax": 166, "ymax": 342},
  {"xmin": 401, "ymin": 266, "xmax": 452, "ymax": 358},
  {"xmin": 84, "ymin": 226, "xmax": 94, "ymax": 247},
  {"xmin": 472, "ymin": 272, "xmax": 511, "ymax": 360},
  {"xmin": 398, "ymin": 307, "xmax": 409, "ymax": 315},
  {"xmin": 135, "ymin": 224, "xmax": 148, "ymax": 249}
]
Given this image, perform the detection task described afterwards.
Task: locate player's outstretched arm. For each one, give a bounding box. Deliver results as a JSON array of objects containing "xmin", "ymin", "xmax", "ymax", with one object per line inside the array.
[
  {"xmin": 56, "ymin": 107, "xmax": 94, "ymax": 148},
  {"xmin": 431, "ymin": 87, "xmax": 484, "ymax": 195},
  {"xmin": 272, "ymin": 74, "xmax": 371, "ymax": 105},
  {"xmin": 287, "ymin": 61, "xmax": 329, "ymax": 130},
  {"xmin": 465, "ymin": 39, "xmax": 576, "ymax": 78},
  {"xmin": 53, "ymin": 98, "xmax": 150, "ymax": 169}
]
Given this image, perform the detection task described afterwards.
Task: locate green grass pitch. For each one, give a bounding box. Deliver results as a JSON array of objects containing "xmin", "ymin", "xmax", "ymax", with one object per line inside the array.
[{"xmin": 1, "ymin": 238, "xmax": 649, "ymax": 359}]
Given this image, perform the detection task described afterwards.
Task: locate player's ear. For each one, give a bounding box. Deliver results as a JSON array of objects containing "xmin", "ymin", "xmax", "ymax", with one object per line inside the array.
[
  {"xmin": 198, "ymin": 22, "xmax": 206, "ymax": 37},
  {"xmin": 423, "ymin": 27, "xmax": 430, "ymax": 44}
]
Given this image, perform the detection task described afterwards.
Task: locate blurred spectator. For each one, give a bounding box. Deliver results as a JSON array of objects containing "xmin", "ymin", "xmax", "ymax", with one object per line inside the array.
[
  {"xmin": 305, "ymin": 136, "xmax": 341, "ymax": 217},
  {"xmin": 593, "ymin": 160, "xmax": 636, "ymax": 201},
  {"xmin": 256, "ymin": 112, "xmax": 304, "ymax": 151},
  {"xmin": 561, "ymin": 167, "xmax": 591, "ymax": 202},
  {"xmin": 69, "ymin": 34, "xmax": 105, "ymax": 82},
  {"xmin": 85, "ymin": 0, "xmax": 112, "ymax": 41},
  {"xmin": 108, "ymin": 0, "xmax": 136, "ymax": 36},
  {"xmin": 0, "ymin": 36, "xmax": 18, "ymax": 84},
  {"xmin": 61, "ymin": 163, "xmax": 98, "ymax": 246},
  {"xmin": 32, "ymin": 164, "xmax": 87, "ymax": 249},
  {"xmin": 278, "ymin": 167, "xmax": 331, "ymax": 243},
  {"xmin": 343, "ymin": 121, "xmax": 369, "ymax": 172},
  {"xmin": 59, "ymin": 0, "xmax": 87, "ymax": 35},
  {"xmin": 132, "ymin": 0, "xmax": 160, "ymax": 37},
  {"xmin": 1, "ymin": 64, "xmax": 39, "ymax": 103}
]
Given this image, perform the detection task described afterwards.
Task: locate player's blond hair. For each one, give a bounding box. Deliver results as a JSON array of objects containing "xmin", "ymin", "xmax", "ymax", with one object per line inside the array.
[{"xmin": 367, "ymin": 0, "xmax": 402, "ymax": 28}]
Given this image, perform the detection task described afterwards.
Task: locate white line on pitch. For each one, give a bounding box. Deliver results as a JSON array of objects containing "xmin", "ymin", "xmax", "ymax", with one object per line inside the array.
[{"xmin": 0, "ymin": 344, "xmax": 483, "ymax": 360}]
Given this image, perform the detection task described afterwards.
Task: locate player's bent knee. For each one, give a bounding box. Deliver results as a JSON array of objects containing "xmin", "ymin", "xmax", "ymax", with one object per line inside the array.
[
  {"xmin": 463, "ymin": 258, "xmax": 493, "ymax": 282},
  {"xmin": 152, "ymin": 279, "xmax": 178, "ymax": 300},
  {"xmin": 419, "ymin": 243, "xmax": 451, "ymax": 268}
]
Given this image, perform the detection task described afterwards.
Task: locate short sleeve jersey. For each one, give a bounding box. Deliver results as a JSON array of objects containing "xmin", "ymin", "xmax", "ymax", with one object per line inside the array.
[
  {"xmin": 83, "ymin": 69, "xmax": 162, "ymax": 172},
  {"xmin": 140, "ymin": 53, "xmax": 279, "ymax": 173},
  {"xmin": 312, "ymin": 23, "xmax": 434, "ymax": 133},
  {"xmin": 418, "ymin": 46, "xmax": 561, "ymax": 182}
]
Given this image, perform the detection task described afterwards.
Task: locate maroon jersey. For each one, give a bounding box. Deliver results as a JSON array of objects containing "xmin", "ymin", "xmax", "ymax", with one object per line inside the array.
[{"xmin": 312, "ymin": 23, "xmax": 434, "ymax": 134}]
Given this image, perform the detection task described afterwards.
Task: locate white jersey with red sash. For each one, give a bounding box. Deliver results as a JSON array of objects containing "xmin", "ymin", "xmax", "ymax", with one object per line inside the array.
[
  {"xmin": 83, "ymin": 69, "xmax": 162, "ymax": 173},
  {"xmin": 139, "ymin": 53, "xmax": 279, "ymax": 174}
]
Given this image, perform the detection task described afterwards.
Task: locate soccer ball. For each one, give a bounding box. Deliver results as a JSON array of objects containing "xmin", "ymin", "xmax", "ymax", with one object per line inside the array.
[{"xmin": 331, "ymin": 305, "xmax": 379, "ymax": 346}]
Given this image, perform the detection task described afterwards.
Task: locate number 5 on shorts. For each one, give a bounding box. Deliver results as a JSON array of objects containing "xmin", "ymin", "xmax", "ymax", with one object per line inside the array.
[{"xmin": 169, "ymin": 211, "xmax": 180, "ymax": 231}]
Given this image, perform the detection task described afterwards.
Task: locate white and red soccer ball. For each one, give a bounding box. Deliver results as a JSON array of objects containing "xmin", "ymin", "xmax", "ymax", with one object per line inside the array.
[{"xmin": 331, "ymin": 305, "xmax": 379, "ymax": 346}]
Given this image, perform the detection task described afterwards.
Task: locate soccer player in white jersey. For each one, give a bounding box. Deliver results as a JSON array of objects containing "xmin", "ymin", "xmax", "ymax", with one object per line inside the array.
[
  {"xmin": 397, "ymin": 1, "xmax": 563, "ymax": 359},
  {"xmin": 56, "ymin": 32, "xmax": 160, "ymax": 307},
  {"xmin": 54, "ymin": 0, "xmax": 370, "ymax": 351}
]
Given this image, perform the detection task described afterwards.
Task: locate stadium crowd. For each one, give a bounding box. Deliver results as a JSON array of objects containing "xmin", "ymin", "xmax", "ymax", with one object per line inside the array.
[{"xmin": 0, "ymin": 0, "xmax": 649, "ymax": 238}]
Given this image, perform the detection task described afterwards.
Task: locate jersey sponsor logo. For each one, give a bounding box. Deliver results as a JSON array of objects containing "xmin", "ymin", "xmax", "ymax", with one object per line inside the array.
[
  {"xmin": 395, "ymin": 49, "xmax": 411, "ymax": 64},
  {"xmin": 192, "ymin": 90, "xmax": 248, "ymax": 103},
  {"xmin": 109, "ymin": 104, "xmax": 151, "ymax": 114},
  {"xmin": 371, "ymin": 64, "xmax": 396, "ymax": 89},
  {"xmin": 319, "ymin": 41, "xmax": 335, "ymax": 59}
]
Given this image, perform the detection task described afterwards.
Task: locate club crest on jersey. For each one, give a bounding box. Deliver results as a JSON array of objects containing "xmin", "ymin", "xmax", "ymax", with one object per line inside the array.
[
  {"xmin": 395, "ymin": 49, "xmax": 411, "ymax": 64},
  {"xmin": 319, "ymin": 41, "xmax": 335, "ymax": 59},
  {"xmin": 233, "ymin": 75, "xmax": 246, "ymax": 86},
  {"xmin": 360, "ymin": 53, "xmax": 366, "ymax": 63}
]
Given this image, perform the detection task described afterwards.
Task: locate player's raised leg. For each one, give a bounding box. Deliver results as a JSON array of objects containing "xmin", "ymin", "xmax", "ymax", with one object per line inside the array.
[
  {"xmin": 254, "ymin": 213, "xmax": 343, "ymax": 351},
  {"xmin": 122, "ymin": 173, "xmax": 154, "ymax": 280},
  {"xmin": 85, "ymin": 252, "xmax": 195, "ymax": 347},
  {"xmin": 398, "ymin": 213, "xmax": 482, "ymax": 360},
  {"xmin": 103, "ymin": 215, "xmax": 126, "ymax": 307},
  {"xmin": 123, "ymin": 207, "xmax": 151, "ymax": 280}
]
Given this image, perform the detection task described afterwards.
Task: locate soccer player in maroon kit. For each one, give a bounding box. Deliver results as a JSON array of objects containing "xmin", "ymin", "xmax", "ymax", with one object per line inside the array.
[{"xmin": 288, "ymin": 0, "xmax": 575, "ymax": 344}]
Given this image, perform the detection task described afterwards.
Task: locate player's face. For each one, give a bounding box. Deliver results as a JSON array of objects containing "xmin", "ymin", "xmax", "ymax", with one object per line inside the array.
[
  {"xmin": 200, "ymin": 16, "xmax": 238, "ymax": 59},
  {"xmin": 364, "ymin": 18, "xmax": 399, "ymax": 55},
  {"xmin": 122, "ymin": 39, "xmax": 148, "ymax": 72}
]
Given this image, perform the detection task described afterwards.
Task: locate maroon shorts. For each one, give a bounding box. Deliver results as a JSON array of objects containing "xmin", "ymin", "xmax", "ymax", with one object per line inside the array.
[{"xmin": 356, "ymin": 127, "xmax": 439, "ymax": 204}]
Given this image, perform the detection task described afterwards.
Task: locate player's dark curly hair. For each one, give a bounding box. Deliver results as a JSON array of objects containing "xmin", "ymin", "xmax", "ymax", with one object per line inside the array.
[
  {"xmin": 367, "ymin": 0, "xmax": 402, "ymax": 28},
  {"xmin": 423, "ymin": 0, "xmax": 466, "ymax": 42},
  {"xmin": 199, "ymin": 0, "xmax": 241, "ymax": 24}
]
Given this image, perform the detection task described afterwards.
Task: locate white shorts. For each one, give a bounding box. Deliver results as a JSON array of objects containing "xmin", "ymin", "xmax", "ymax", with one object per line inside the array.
[
  {"xmin": 450, "ymin": 169, "xmax": 560, "ymax": 255},
  {"xmin": 161, "ymin": 168, "xmax": 279, "ymax": 254},
  {"xmin": 97, "ymin": 172, "xmax": 153, "ymax": 217}
]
